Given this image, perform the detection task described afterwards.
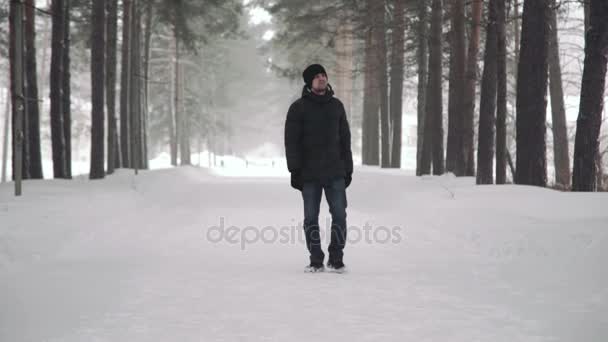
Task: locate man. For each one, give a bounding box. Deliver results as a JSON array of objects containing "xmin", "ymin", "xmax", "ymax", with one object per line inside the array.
[{"xmin": 284, "ymin": 64, "xmax": 353, "ymax": 273}]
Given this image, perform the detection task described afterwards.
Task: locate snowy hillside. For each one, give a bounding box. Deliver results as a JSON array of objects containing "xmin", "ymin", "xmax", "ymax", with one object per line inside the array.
[{"xmin": 1, "ymin": 166, "xmax": 607, "ymax": 341}]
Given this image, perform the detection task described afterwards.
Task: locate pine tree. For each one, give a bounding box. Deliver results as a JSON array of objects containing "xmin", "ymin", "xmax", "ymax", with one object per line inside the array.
[
  {"xmin": 446, "ymin": 0, "xmax": 466, "ymax": 175},
  {"xmin": 24, "ymin": 0, "xmax": 43, "ymax": 179},
  {"xmin": 515, "ymin": 0, "xmax": 550, "ymax": 187},
  {"xmin": 547, "ymin": 1, "xmax": 571, "ymax": 188},
  {"xmin": 50, "ymin": 0, "xmax": 68, "ymax": 178},
  {"xmin": 415, "ymin": 0, "xmax": 428, "ymax": 176},
  {"xmin": 421, "ymin": 0, "xmax": 444, "ymax": 175},
  {"xmin": 389, "ymin": 0, "xmax": 405, "ymax": 168},
  {"xmin": 106, "ymin": 0, "xmax": 119, "ymax": 174},
  {"xmin": 463, "ymin": 0, "xmax": 483, "ymax": 177},
  {"xmin": 90, "ymin": 0, "xmax": 106, "ymax": 179},
  {"xmin": 572, "ymin": 0, "xmax": 608, "ymax": 191},
  {"xmin": 477, "ymin": 0, "xmax": 498, "ymax": 185}
]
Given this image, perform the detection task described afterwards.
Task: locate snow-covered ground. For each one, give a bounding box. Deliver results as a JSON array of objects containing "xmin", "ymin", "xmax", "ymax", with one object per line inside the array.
[{"xmin": 0, "ymin": 165, "xmax": 607, "ymax": 341}]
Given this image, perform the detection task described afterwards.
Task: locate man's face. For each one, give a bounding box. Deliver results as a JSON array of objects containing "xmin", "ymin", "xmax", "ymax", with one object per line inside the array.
[{"xmin": 312, "ymin": 73, "xmax": 328, "ymax": 91}]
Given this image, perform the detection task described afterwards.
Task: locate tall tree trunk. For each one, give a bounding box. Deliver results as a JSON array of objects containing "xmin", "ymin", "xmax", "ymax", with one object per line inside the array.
[
  {"xmin": 416, "ymin": 0, "xmax": 428, "ymax": 176},
  {"xmin": 362, "ymin": 11, "xmax": 380, "ymax": 166},
  {"xmin": 90, "ymin": 0, "xmax": 106, "ymax": 179},
  {"xmin": 447, "ymin": 0, "xmax": 466, "ymax": 175},
  {"xmin": 477, "ymin": 0, "xmax": 498, "ymax": 185},
  {"xmin": 141, "ymin": 2, "xmax": 152, "ymax": 170},
  {"xmin": 581, "ymin": 0, "xmax": 603, "ymax": 189},
  {"xmin": 362, "ymin": 27, "xmax": 372, "ymax": 165},
  {"xmin": 10, "ymin": 0, "xmax": 26, "ymax": 194},
  {"xmin": 39, "ymin": 0, "xmax": 51, "ymax": 103},
  {"xmin": 421, "ymin": 0, "xmax": 444, "ymax": 175},
  {"xmin": 169, "ymin": 39, "xmax": 177, "ymax": 166},
  {"xmin": 462, "ymin": 0, "xmax": 483, "ymax": 176},
  {"xmin": 510, "ymin": 0, "xmax": 521, "ymax": 182},
  {"xmin": 50, "ymin": 0, "xmax": 67, "ymax": 179},
  {"xmin": 2, "ymin": 90, "xmax": 9, "ymax": 183},
  {"xmin": 130, "ymin": 0, "xmax": 142, "ymax": 171},
  {"xmin": 515, "ymin": 0, "xmax": 550, "ymax": 186},
  {"xmin": 106, "ymin": 0, "xmax": 118, "ymax": 174},
  {"xmin": 174, "ymin": 25, "xmax": 183, "ymax": 165},
  {"xmin": 179, "ymin": 62, "xmax": 191, "ymax": 165},
  {"xmin": 120, "ymin": 0, "xmax": 132, "ymax": 168},
  {"xmin": 10, "ymin": 0, "xmax": 29, "ymax": 184},
  {"xmin": 371, "ymin": 0, "xmax": 390, "ymax": 168},
  {"xmin": 496, "ymin": 0, "xmax": 508, "ymax": 184},
  {"xmin": 548, "ymin": 1, "xmax": 571, "ymax": 188},
  {"xmin": 62, "ymin": 0, "xmax": 72, "ymax": 178},
  {"xmin": 16, "ymin": 3, "xmax": 30, "ymax": 182},
  {"xmin": 572, "ymin": 0, "xmax": 608, "ymax": 191},
  {"xmin": 24, "ymin": 0, "xmax": 43, "ymax": 179},
  {"xmin": 390, "ymin": 0, "xmax": 405, "ymax": 168}
]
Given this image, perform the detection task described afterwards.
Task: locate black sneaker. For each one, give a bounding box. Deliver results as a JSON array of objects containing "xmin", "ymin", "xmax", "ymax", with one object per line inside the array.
[
  {"xmin": 326, "ymin": 260, "xmax": 346, "ymax": 273},
  {"xmin": 304, "ymin": 262, "xmax": 325, "ymax": 273}
]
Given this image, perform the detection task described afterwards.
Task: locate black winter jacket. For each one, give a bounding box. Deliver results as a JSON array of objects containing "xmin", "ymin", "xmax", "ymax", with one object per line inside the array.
[{"xmin": 284, "ymin": 84, "xmax": 353, "ymax": 191}]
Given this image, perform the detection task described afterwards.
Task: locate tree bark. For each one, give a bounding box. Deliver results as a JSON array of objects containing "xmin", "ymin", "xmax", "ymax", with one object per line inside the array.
[
  {"xmin": 496, "ymin": 0, "xmax": 508, "ymax": 184},
  {"xmin": 416, "ymin": 0, "xmax": 428, "ymax": 176},
  {"xmin": 62, "ymin": 0, "xmax": 72, "ymax": 178},
  {"xmin": 9, "ymin": 0, "xmax": 26, "ymax": 194},
  {"xmin": 120, "ymin": 0, "xmax": 132, "ymax": 168},
  {"xmin": 462, "ymin": 0, "xmax": 483, "ymax": 176},
  {"xmin": 130, "ymin": 0, "xmax": 142, "ymax": 171},
  {"xmin": 371, "ymin": 0, "xmax": 390, "ymax": 168},
  {"xmin": 421, "ymin": 0, "xmax": 444, "ymax": 175},
  {"xmin": 142, "ymin": 1, "xmax": 152, "ymax": 170},
  {"xmin": 2, "ymin": 89, "xmax": 10, "ymax": 183},
  {"xmin": 582, "ymin": 0, "xmax": 603, "ymax": 189},
  {"xmin": 106, "ymin": 0, "xmax": 119, "ymax": 174},
  {"xmin": 515, "ymin": 0, "xmax": 550, "ymax": 187},
  {"xmin": 447, "ymin": 0, "xmax": 466, "ymax": 175},
  {"xmin": 362, "ymin": 4, "xmax": 380, "ymax": 166},
  {"xmin": 24, "ymin": 0, "xmax": 43, "ymax": 179},
  {"xmin": 174, "ymin": 24, "xmax": 184, "ymax": 165},
  {"xmin": 477, "ymin": 0, "xmax": 498, "ymax": 185},
  {"xmin": 390, "ymin": 0, "xmax": 405, "ymax": 168},
  {"xmin": 50, "ymin": 0, "xmax": 67, "ymax": 179},
  {"xmin": 90, "ymin": 0, "xmax": 106, "ymax": 179},
  {"xmin": 11, "ymin": 2, "xmax": 30, "ymax": 182},
  {"xmin": 572, "ymin": 0, "xmax": 608, "ymax": 191},
  {"xmin": 178, "ymin": 62, "xmax": 191, "ymax": 165},
  {"xmin": 38, "ymin": 0, "xmax": 51, "ymax": 105},
  {"xmin": 548, "ymin": 1, "xmax": 571, "ymax": 188},
  {"xmin": 169, "ymin": 37, "xmax": 177, "ymax": 166},
  {"xmin": 510, "ymin": 0, "xmax": 521, "ymax": 181}
]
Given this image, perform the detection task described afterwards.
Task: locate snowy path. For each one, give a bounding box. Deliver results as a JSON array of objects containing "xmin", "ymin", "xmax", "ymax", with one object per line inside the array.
[{"xmin": 1, "ymin": 166, "xmax": 607, "ymax": 341}]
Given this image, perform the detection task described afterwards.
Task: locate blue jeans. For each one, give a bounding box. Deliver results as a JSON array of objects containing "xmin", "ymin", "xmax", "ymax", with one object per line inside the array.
[{"xmin": 301, "ymin": 176, "xmax": 348, "ymax": 264}]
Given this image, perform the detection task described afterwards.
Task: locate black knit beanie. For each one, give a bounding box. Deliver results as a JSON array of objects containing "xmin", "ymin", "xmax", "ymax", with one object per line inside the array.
[{"xmin": 302, "ymin": 64, "xmax": 327, "ymax": 88}]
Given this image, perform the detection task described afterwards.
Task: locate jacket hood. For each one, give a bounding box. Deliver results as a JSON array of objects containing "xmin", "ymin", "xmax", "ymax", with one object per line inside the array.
[{"xmin": 301, "ymin": 83, "xmax": 335, "ymax": 103}]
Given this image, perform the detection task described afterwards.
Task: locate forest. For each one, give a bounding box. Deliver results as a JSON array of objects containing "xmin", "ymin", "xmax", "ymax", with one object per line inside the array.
[{"xmin": 1, "ymin": 0, "xmax": 607, "ymax": 194}]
